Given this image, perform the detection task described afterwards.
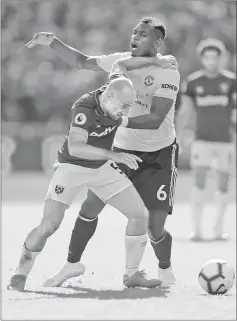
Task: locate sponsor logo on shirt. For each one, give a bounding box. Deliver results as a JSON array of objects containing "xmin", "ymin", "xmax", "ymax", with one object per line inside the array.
[
  {"xmin": 161, "ymin": 83, "xmax": 178, "ymax": 91},
  {"xmin": 196, "ymin": 95, "xmax": 228, "ymax": 107},
  {"xmin": 89, "ymin": 126, "xmax": 117, "ymax": 137}
]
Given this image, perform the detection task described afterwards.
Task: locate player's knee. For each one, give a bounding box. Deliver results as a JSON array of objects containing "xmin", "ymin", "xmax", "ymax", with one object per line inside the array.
[
  {"xmin": 41, "ymin": 219, "xmax": 61, "ymax": 237},
  {"xmin": 130, "ymin": 205, "xmax": 148, "ymax": 222},
  {"xmin": 80, "ymin": 196, "xmax": 105, "ymax": 220},
  {"xmin": 147, "ymin": 210, "xmax": 167, "ymax": 240},
  {"xmin": 40, "ymin": 200, "xmax": 66, "ymax": 237}
]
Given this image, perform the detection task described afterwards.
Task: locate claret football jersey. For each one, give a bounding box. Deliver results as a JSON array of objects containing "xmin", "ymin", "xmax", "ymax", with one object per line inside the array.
[{"xmin": 182, "ymin": 69, "xmax": 236, "ymax": 142}]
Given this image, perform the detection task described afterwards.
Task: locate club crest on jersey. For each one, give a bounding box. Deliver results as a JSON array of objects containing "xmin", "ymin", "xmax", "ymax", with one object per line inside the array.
[
  {"xmin": 144, "ymin": 75, "xmax": 154, "ymax": 86},
  {"xmin": 195, "ymin": 86, "xmax": 204, "ymax": 94},
  {"xmin": 219, "ymin": 83, "xmax": 229, "ymax": 93},
  {"xmin": 74, "ymin": 113, "xmax": 87, "ymax": 125},
  {"xmin": 55, "ymin": 185, "xmax": 64, "ymax": 194}
]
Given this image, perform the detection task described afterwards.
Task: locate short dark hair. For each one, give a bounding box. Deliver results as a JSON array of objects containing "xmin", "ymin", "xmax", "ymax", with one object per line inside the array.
[
  {"xmin": 197, "ymin": 38, "xmax": 226, "ymax": 56},
  {"xmin": 140, "ymin": 17, "xmax": 166, "ymax": 40}
]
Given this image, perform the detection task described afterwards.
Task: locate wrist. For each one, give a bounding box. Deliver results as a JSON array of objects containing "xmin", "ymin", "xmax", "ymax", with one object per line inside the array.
[
  {"xmin": 120, "ymin": 116, "xmax": 129, "ymax": 127},
  {"xmin": 105, "ymin": 150, "xmax": 115, "ymax": 161}
]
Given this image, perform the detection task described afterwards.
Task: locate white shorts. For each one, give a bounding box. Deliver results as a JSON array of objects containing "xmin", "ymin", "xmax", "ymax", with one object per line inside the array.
[
  {"xmin": 46, "ymin": 161, "xmax": 132, "ymax": 206},
  {"xmin": 191, "ymin": 140, "xmax": 234, "ymax": 172}
]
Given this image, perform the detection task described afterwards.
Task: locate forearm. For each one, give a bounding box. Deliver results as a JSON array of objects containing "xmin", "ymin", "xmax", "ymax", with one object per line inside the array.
[
  {"xmin": 126, "ymin": 114, "xmax": 162, "ymax": 130},
  {"xmin": 69, "ymin": 143, "xmax": 114, "ymax": 160},
  {"xmin": 117, "ymin": 57, "xmax": 156, "ymax": 71},
  {"xmin": 49, "ymin": 37, "xmax": 87, "ymax": 68}
]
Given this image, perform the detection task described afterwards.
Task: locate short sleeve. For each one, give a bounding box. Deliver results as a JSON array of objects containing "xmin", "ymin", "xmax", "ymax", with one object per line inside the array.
[
  {"xmin": 96, "ymin": 52, "xmax": 130, "ymax": 72},
  {"xmin": 70, "ymin": 105, "xmax": 94, "ymax": 132},
  {"xmin": 154, "ymin": 69, "xmax": 180, "ymax": 100}
]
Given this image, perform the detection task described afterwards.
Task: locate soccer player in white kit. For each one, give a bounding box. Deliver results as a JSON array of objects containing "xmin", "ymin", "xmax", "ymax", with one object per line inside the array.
[{"xmin": 23, "ymin": 17, "xmax": 180, "ymax": 287}]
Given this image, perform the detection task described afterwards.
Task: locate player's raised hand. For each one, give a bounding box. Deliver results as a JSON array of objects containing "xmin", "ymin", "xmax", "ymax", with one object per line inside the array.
[
  {"xmin": 157, "ymin": 55, "xmax": 178, "ymax": 69},
  {"xmin": 25, "ymin": 32, "xmax": 55, "ymax": 48},
  {"xmin": 111, "ymin": 152, "xmax": 142, "ymax": 170}
]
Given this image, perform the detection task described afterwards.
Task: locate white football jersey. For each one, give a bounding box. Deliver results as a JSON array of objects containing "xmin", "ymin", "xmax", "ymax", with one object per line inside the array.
[{"xmin": 96, "ymin": 53, "xmax": 180, "ymax": 151}]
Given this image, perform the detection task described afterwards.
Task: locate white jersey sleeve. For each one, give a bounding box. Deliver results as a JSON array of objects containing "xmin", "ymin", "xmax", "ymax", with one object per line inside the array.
[
  {"xmin": 154, "ymin": 68, "xmax": 180, "ymax": 100},
  {"xmin": 96, "ymin": 52, "xmax": 130, "ymax": 72}
]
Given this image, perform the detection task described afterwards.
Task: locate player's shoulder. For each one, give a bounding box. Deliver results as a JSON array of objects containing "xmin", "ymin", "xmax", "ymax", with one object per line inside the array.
[
  {"xmin": 153, "ymin": 66, "xmax": 180, "ymax": 80},
  {"xmin": 186, "ymin": 70, "xmax": 205, "ymax": 83},
  {"xmin": 219, "ymin": 69, "xmax": 236, "ymax": 80},
  {"xmin": 73, "ymin": 91, "xmax": 96, "ymax": 111}
]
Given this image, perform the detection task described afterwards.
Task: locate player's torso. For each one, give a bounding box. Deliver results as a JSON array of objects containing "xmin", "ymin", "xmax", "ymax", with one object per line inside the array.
[
  {"xmin": 189, "ymin": 70, "xmax": 234, "ymax": 142},
  {"xmin": 59, "ymin": 92, "xmax": 118, "ymax": 168},
  {"xmin": 114, "ymin": 66, "xmax": 176, "ymax": 151}
]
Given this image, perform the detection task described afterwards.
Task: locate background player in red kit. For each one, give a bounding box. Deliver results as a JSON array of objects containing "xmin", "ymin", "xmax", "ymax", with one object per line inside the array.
[
  {"xmin": 179, "ymin": 38, "xmax": 236, "ymax": 241},
  {"xmin": 8, "ymin": 73, "xmax": 162, "ymax": 291}
]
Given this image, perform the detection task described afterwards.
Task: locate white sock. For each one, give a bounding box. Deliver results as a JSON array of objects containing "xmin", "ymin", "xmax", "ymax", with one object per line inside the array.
[
  {"xmin": 215, "ymin": 191, "xmax": 228, "ymax": 234},
  {"xmin": 124, "ymin": 234, "xmax": 147, "ymax": 277},
  {"xmin": 191, "ymin": 187, "xmax": 206, "ymax": 235},
  {"xmin": 15, "ymin": 244, "xmax": 40, "ymax": 276}
]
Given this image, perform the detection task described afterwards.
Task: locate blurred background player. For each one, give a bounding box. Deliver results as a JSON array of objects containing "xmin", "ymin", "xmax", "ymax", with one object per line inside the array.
[
  {"xmin": 28, "ymin": 17, "xmax": 180, "ymax": 287},
  {"xmin": 8, "ymin": 73, "xmax": 163, "ymax": 291},
  {"xmin": 178, "ymin": 38, "xmax": 236, "ymax": 241}
]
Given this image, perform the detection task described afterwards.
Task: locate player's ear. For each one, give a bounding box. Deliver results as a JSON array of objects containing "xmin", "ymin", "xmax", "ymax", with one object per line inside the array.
[{"xmin": 154, "ymin": 39, "xmax": 161, "ymax": 50}]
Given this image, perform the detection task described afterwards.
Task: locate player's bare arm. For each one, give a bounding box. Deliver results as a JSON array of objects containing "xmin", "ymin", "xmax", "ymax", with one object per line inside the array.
[
  {"xmin": 126, "ymin": 96, "xmax": 174, "ymax": 129},
  {"xmin": 115, "ymin": 55, "xmax": 178, "ymax": 72},
  {"xmin": 25, "ymin": 32, "xmax": 103, "ymax": 71},
  {"xmin": 68, "ymin": 127, "xmax": 142, "ymax": 170},
  {"xmin": 25, "ymin": 32, "xmax": 178, "ymax": 71}
]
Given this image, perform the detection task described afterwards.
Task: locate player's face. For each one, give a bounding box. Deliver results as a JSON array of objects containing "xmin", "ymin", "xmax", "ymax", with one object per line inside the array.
[
  {"xmin": 106, "ymin": 90, "xmax": 135, "ymax": 120},
  {"xmin": 130, "ymin": 22, "xmax": 158, "ymax": 57},
  {"xmin": 201, "ymin": 50, "xmax": 222, "ymax": 73}
]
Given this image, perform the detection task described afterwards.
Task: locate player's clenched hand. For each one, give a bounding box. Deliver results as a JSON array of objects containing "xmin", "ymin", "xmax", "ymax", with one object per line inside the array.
[
  {"xmin": 157, "ymin": 55, "xmax": 178, "ymax": 69},
  {"xmin": 25, "ymin": 32, "xmax": 55, "ymax": 48},
  {"xmin": 110, "ymin": 152, "xmax": 142, "ymax": 170}
]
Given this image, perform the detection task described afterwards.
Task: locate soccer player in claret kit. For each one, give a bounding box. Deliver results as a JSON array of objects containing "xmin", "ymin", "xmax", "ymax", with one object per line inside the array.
[
  {"xmin": 8, "ymin": 69, "xmax": 166, "ymax": 291},
  {"xmin": 23, "ymin": 17, "xmax": 181, "ymax": 287},
  {"xmin": 179, "ymin": 38, "xmax": 236, "ymax": 241}
]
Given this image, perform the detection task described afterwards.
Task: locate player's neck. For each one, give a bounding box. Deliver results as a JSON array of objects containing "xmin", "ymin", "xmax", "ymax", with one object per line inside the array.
[{"xmin": 203, "ymin": 69, "xmax": 220, "ymax": 79}]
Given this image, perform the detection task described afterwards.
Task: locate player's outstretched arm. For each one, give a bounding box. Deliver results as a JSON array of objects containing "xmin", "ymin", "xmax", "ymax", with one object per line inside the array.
[{"xmin": 25, "ymin": 32, "xmax": 103, "ymax": 71}]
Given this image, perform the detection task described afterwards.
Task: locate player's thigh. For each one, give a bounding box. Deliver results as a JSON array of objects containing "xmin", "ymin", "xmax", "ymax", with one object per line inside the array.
[
  {"xmin": 106, "ymin": 183, "xmax": 147, "ymax": 220},
  {"xmin": 133, "ymin": 142, "xmax": 179, "ymax": 215},
  {"xmin": 46, "ymin": 163, "xmax": 90, "ymax": 207},
  {"xmin": 80, "ymin": 189, "xmax": 106, "ymax": 219},
  {"xmin": 191, "ymin": 140, "xmax": 212, "ymax": 170},
  {"xmin": 41, "ymin": 199, "xmax": 68, "ymax": 229}
]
